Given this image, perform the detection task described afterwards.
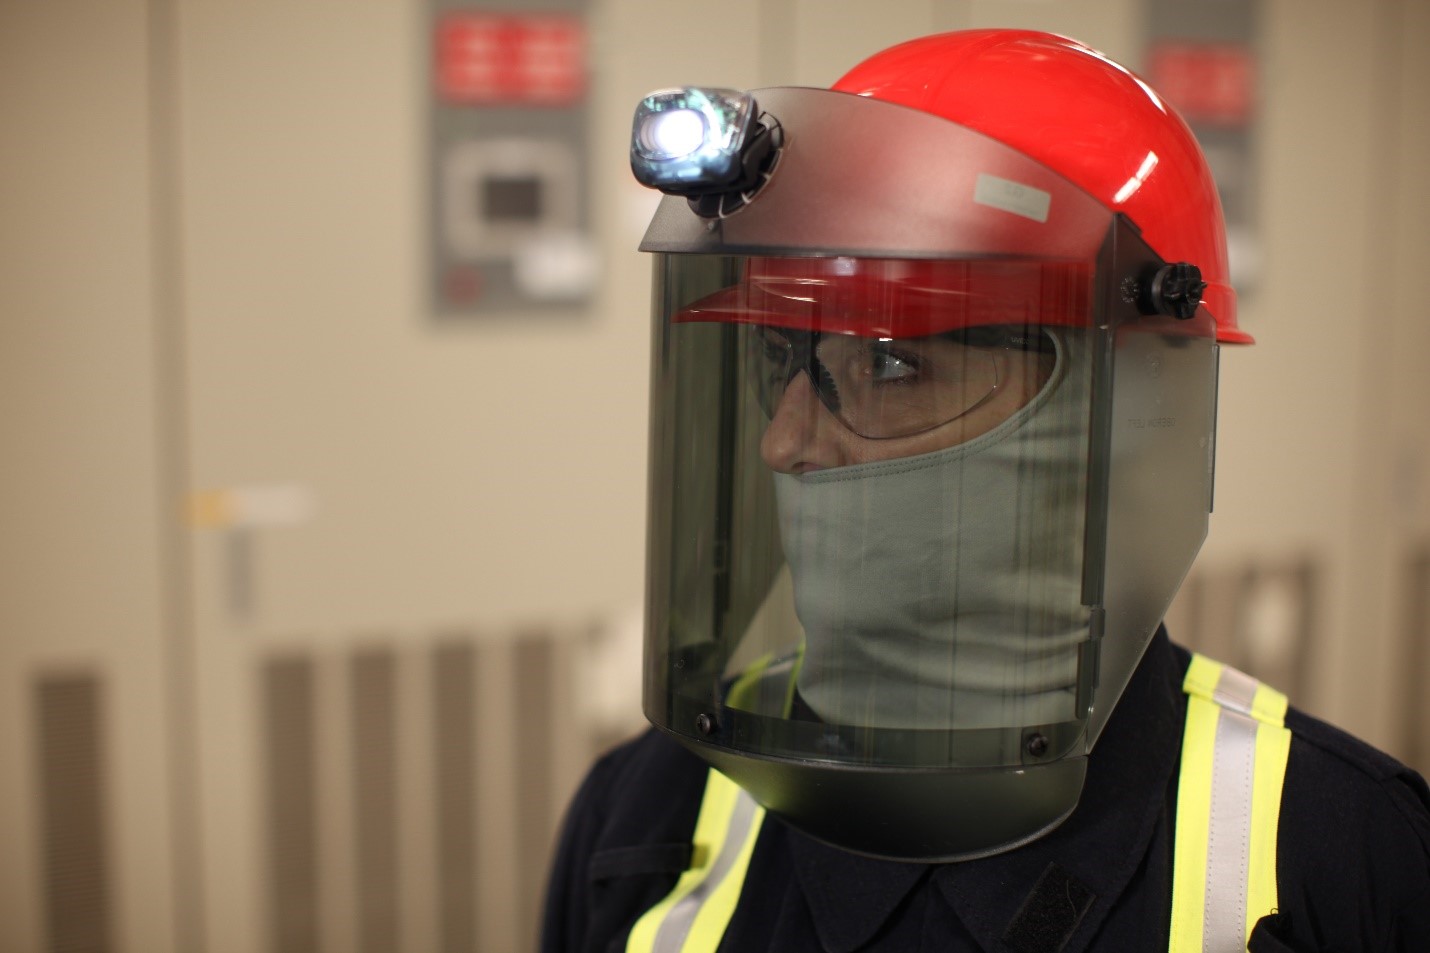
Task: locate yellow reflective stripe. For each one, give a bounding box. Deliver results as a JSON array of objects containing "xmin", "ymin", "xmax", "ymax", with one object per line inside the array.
[
  {"xmin": 783, "ymin": 641, "xmax": 805, "ymax": 717},
  {"xmin": 725, "ymin": 652, "xmax": 774, "ymax": 711},
  {"xmin": 682, "ymin": 786, "xmax": 764, "ymax": 952},
  {"xmin": 1169, "ymin": 687, "xmax": 1220, "ymax": 953},
  {"xmin": 724, "ymin": 642, "xmax": 806, "ymax": 716},
  {"xmin": 1170, "ymin": 654, "xmax": 1291, "ymax": 953},
  {"xmin": 1246, "ymin": 686, "xmax": 1290, "ymax": 940},
  {"xmin": 626, "ymin": 768, "xmax": 765, "ymax": 953},
  {"xmin": 1250, "ymin": 681, "xmax": 1289, "ymax": 726},
  {"xmin": 629, "ymin": 645, "xmax": 800, "ymax": 951},
  {"xmin": 1182, "ymin": 653, "xmax": 1224, "ymax": 704}
]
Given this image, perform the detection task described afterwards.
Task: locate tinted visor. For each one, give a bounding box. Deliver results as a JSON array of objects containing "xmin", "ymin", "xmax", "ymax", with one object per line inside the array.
[{"xmin": 647, "ymin": 253, "xmax": 1099, "ymax": 764}]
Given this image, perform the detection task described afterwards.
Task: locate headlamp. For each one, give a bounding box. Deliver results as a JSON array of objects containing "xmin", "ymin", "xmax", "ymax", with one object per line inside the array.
[{"xmin": 630, "ymin": 87, "xmax": 780, "ymax": 216}]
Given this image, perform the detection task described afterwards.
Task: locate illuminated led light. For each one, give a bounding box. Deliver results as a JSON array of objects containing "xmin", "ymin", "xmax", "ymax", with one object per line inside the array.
[
  {"xmin": 630, "ymin": 87, "xmax": 760, "ymax": 192},
  {"xmin": 642, "ymin": 108, "xmax": 707, "ymax": 160}
]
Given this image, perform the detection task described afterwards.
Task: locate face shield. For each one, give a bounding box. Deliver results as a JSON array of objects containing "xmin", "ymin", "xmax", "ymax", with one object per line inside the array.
[{"xmin": 638, "ymin": 87, "xmax": 1219, "ymax": 861}]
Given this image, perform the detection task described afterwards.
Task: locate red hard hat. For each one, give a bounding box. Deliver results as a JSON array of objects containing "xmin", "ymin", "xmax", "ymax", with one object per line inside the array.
[{"xmin": 832, "ymin": 29, "xmax": 1248, "ymax": 344}]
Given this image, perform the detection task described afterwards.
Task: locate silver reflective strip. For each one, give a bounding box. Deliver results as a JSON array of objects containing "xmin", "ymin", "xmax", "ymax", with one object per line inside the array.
[
  {"xmin": 1202, "ymin": 676, "xmax": 1260, "ymax": 953},
  {"xmin": 1212, "ymin": 665, "xmax": 1259, "ymax": 716},
  {"xmin": 651, "ymin": 788, "xmax": 760, "ymax": 953}
]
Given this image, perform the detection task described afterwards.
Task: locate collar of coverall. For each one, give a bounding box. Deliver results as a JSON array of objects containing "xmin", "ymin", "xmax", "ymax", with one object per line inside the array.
[{"xmin": 785, "ymin": 628, "xmax": 1185, "ymax": 953}]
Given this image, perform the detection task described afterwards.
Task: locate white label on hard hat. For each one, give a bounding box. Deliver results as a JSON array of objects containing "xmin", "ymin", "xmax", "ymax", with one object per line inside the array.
[{"xmin": 974, "ymin": 174, "xmax": 1051, "ymax": 223}]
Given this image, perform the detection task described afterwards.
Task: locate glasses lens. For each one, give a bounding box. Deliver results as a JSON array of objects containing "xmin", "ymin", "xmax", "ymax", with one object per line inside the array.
[
  {"xmin": 744, "ymin": 327, "xmax": 1003, "ymax": 439},
  {"xmin": 745, "ymin": 327, "xmax": 795, "ymax": 417},
  {"xmin": 815, "ymin": 335, "xmax": 1000, "ymax": 438}
]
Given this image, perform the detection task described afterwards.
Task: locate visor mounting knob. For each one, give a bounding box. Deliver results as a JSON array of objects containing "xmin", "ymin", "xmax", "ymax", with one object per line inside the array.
[
  {"xmin": 1024, "ymin": 732, "xmax": 1050, "ymax": 758},
  {"xmin": 1141, "ymin": 262, "xmax": 1207, "ymax": 320},
  {"xmin": 695, "ymin": 713, "xmax": 718, "ymax": 736}
]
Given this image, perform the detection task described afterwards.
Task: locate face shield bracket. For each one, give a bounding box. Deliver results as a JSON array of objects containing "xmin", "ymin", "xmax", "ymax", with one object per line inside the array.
[{"xmin": 1079, "ymin": 218, "xmax": 1219, "ymax": 744}]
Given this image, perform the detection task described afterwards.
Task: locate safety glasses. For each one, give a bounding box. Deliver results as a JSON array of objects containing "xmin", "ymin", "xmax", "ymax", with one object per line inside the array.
[{"xmin": 744, "ymin": 326, "xmax": 1044, "ymax": 439}]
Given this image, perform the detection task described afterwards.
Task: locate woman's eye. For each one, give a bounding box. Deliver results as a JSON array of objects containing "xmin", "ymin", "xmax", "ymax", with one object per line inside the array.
[
  {"xmin": 756, "ymin": 332, "xmax": 789, "ymax": 364},
  {"xmin": 867, "ymin": 347, "xmax": 918, "ymax": 382}
]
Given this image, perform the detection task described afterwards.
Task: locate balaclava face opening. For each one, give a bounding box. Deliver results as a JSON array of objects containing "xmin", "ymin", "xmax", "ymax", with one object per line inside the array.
[{"xmin": 774, "ymin": 330, "xmax": 1092, "ymax": 730}]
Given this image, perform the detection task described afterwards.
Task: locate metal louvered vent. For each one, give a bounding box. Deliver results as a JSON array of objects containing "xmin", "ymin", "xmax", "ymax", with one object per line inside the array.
[
  {"xmin": 432, "ymin": 642, "xmax": 477, "ymax": 953},
  {"xmin": 512, "ymin": 636, "xmax": 558, "ymax": 947},
  {"xmin": 36, "ymin": 673, "xmax": 112, "ymax": 953},
  {"xmin": 1401, "ymin": 545, "xmax": 1430, "ymax": 771},
  {"xmin": 264, "ymin": 656, "xmax": 319, "ymax": 953},
  {"xmin": 260, "ymin": 627, "xmax": 600, "ymax": 953},
  {"xmin": 351, "ymin": 650, "xmax": 399, "ymax": 953}
]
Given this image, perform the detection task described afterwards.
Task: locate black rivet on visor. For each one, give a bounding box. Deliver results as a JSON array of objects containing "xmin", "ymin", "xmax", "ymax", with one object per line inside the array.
[
  {"xmin": 1024, "ymin": 733, "xmax": 1049, "ymax": 758},
  {"xmin": 695, "ymin": 713, "xmax": 718, "ymax": 736},
  {"xmin": 1139, "ymin": 262, "xmax": 1207, "ymax": 319}
]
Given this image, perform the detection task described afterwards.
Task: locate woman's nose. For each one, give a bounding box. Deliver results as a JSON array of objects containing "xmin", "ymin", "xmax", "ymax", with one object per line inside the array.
[{"xmin": 759, "ymin": 370, "xmax": 844, "ymax": 474}]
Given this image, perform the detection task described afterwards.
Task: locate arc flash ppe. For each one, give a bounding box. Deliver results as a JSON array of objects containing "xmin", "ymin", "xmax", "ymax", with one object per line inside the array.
[{"xmin": 632, "ymin": 29, "xmax": 1244, "ymax": 861}]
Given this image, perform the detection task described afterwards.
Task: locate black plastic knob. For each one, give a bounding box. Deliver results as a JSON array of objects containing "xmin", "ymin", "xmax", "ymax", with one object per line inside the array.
[{"xmin": 1143, "ymin": 262, "xmax": 1207, "ymax": 319}]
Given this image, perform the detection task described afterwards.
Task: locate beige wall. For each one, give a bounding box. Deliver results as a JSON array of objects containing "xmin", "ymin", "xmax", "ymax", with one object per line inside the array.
[
  {"xmin": 2, "ymin": 1, "xmax": 1428, "ymax": 951},
  {"xmin": 1195, "ymin": 0, "xmax": 1430, "ymax": 747},
  {"xmin": 0, "ymin": 3, "xmax": 178, "ymax": 952}
]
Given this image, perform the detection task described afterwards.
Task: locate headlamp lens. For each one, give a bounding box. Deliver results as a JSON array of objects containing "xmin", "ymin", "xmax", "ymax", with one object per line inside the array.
[
  {"xmin": 630, "ymin": 87, "xmax": 757, "ymax": 192},
  {"xmin": 638, "ymin": 108, "xmax": 707, "ymax": 161}
]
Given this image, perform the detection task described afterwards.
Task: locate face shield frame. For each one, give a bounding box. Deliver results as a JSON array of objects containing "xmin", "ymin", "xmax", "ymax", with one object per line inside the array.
[{"xmin": 636, "ymin": 86, "xmax": 1220, "ymax": 861}]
